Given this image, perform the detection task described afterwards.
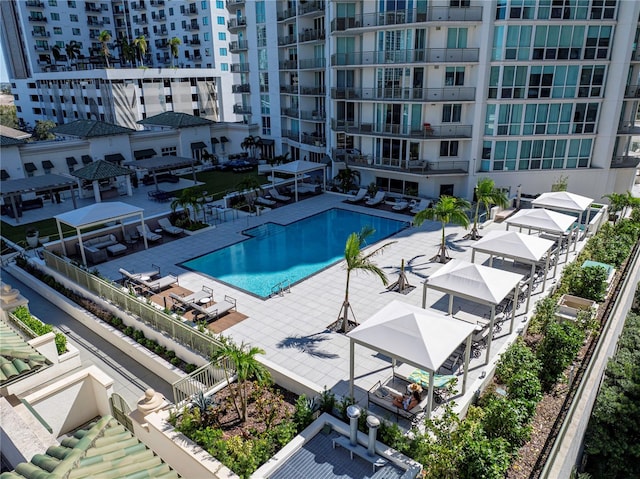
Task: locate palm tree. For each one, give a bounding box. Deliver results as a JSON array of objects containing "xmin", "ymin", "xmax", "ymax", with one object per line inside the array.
[
  {"xmin": 51, "ymin": 45, "xmax": 63, "ymax": 66},
  {"xmin": 210, "ymin": 338, "xmax": 270, "ymax": 422},
  {"xmin": 240, "ymin": 135, "xmax": 262, "ymax": 159},
  {"xmin": 414, "ymin": 195, "xmax": 471, "ymax": 263},
  {"xmin": 169, "ymin": 37, "xmax": 181, "ymax": 67},
  {"xmin": 65, "ymin": 41, "xmax": 80, "ymax": 68},
  {"xmin": 134, "ymin": 35, "xmax": 148, "ymax": 66},
  {"xmin": 338, "ymin": 226, "xmax": 395, "ymax": 333},
  {"xmin": 170, "ymin": 187, "xmax": 203, "ymax": 227},
  {"xmin": 469, "ymin": 178, "xmax": 509, "ymax": 240},
  {"xmin": 235, "ymin": 177, "xmax": 263, "ymax": 213},
  {"xmin": 97, "ymin": 30, "xmax": 112, "ymax": 68},
  {"xmin": 333, "ymin": 167, "xmax": 360, "ymax": 193},
  {"xmin": 602, "ymin": 191, "xmax": 637, "ymax": 224},
  {"xmin": 117, "ymin": 36, "xmax": 135, "ymax": 67}
]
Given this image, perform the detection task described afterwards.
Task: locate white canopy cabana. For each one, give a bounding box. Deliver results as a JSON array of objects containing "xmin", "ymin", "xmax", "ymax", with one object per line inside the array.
[
  {"xmin": 505, "ymin": 208, "xmax": 577, "ymax": 265},
  {"xmin": 422, "ymin": 259, "xmax": 524, "ymax": 365},
  {"xmin": 347, "ymin": 300, "xmax": 476, "ymax": 418},
  {"xmin": 55, "ymin": 202, "xmax": 148, "ymax": 267},
  {"xmin": 471, "ymin": 230, "xmax": 556, "ymax": 312},
  {"xmin": 271, "ymin": 160, "xmax": 327, "ymax": 202},
  {"xmin": 532, "ymin": 191, "xmax": 593, "ymax": 239}
]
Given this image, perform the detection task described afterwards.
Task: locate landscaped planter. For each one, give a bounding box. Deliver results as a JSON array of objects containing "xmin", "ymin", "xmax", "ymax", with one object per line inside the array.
[{"xmin": 556, "ymin": 294, "xmax": 597, "ymax": 322}]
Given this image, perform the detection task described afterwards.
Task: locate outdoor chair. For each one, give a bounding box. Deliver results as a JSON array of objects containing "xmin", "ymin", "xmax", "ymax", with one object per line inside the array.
[
  {"xmin": 158, "ymin": 218, "xmax": 184, "ymax": 236},
  {"xmin": 365, "ymin": 191, "xmax": 386, "ymax": 206},
  {"xmin": 190, "ymin": 295, "xmax": 237, "ymax": 322},
  {"xmin": 410, "ymin": 199, "xmax": 430, "ymax": 214},
  {"xmin": 268, "ymin": 188, "xmax": 291, "ymax": 202},
  {"xmin": 255, "ymin": 195, "xmax": 276, "ymax": 207},
  {"xmin": 346, "ymin": 188, "xmax": 367, "ymax": 203},
  {"xmin": 137, "ymin": 224, "xmax": 162, "ymax": 243},
  {"xmin": 169, "ymin": 286, "xmax": 213, "ymax": 313},
  {"xmin": 392, "ymin": 200, "xmax": 409, "ymax": 211}
]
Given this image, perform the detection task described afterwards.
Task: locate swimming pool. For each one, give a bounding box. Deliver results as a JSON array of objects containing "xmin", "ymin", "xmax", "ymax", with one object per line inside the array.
[{"xmin": 181, "ymin": 208, "xmax": 409, "ymax": 298}]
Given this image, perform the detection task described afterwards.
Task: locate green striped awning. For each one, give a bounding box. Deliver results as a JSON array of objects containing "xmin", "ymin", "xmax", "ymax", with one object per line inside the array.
[{"xmin": 24, "ymin": 162, "xmax": 37, "ymax": 172}]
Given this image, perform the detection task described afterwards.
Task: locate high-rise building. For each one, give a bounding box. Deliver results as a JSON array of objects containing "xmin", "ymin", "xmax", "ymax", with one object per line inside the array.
[
  {"xmin": 227, "ymin": 0, "xmax": 640, "ymax": 200},
  {"xmin": 0, "ymin": 0, "xmax": 237, "ymax": 129}
]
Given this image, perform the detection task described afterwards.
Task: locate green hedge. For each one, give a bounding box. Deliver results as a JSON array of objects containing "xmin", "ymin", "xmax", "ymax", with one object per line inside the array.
[{"xmin": 12, "ymin": 305, "xmax": 67, "ymax": 355}]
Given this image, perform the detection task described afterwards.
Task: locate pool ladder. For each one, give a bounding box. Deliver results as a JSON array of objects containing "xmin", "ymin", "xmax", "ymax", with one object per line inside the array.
[{"xmin": 270, "ymin": 279, "xmax": 291, "ymax": 298}]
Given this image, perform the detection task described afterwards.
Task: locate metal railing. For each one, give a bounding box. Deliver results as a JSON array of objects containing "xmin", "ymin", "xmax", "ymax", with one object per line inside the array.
[
  {"xmin": 331, "ymin": 48, "xmax": 479, "ymax": 66},
  {"xmin": 270, "ymin": 279, "xmax": 291, "ymax": 297},
  {"xmin": 331, "ymin": 86, "xmax": 476, "ymax": 102},
  {"xmin": 42, "ymin": 250, "xmax": 223, "ymax": 359},
  {"xmin": 172, "ymin": 358, "xmax": 234, "ymax": 406}
]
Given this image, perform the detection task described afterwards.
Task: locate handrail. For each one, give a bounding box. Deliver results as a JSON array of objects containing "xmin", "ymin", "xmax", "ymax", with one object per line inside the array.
[{"xmin": 270, "ymin": 279, "xmax": 291, "ymax": 297}]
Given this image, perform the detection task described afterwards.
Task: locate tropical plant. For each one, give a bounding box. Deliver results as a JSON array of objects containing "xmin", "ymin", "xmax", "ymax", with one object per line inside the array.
[
  {"xmin": 51, "ymin": 45, "xmax": 63, "ymax": 65},
  {"xmin": 240, "ymin": 135, "xmax": 262, "ymax": 158},
  {"xmin": 567, "ymin": 265, "xmax": 609, "ymax": 302},
  {"xmin": 537, "ymin": 320, "xmax": 585, "ymax": 391},
  {"xmin": 551, "ymin": 175, "xmax": 569, "ymax": 192},
  {"xmin": 470, "ymin": 178, "xmax": 508, "ymax": 240},
  {"xmin": 210, "ymin": 338, "xmax": 270, "ymax": 422},
  {"xmin": 169, "ymin": 37, "xmax": 181, "ymax": 67},
  {"xmin": 338, "ymin": 226, "xmax": 395, "ymax": 333},
  {"xmin": 602, "ymin": 192, "xmax": 627, "ymax": 224},
  {"xmin": 170, "ymin": 187, "xmax": 204, "ymax": 227},
  {"xmin": 0, "ymin": 105, "xmax": 18, "ymax": 129},
  {"xmin": 414, "ymin": 195, "xmax": 471, "ymax": 263},
  {"xmin": 235, "ymin": 177, "xmax": 263, "ymax": 213},
  {"xmin": 97, "ymin": 30, "xmax": 112, "ymax": 68},
  {"xmin": 333, "ymin": 167, "xmax": 360, "ymax": 193},
  {"xmin": 117, "ymin": 36, "xmax": 136, "ymax": 67},
  {"xmin": 64, "ymin": 41, "xmax": 80, "ymax": 68},
  {"xmin": 134, "ymin": 35, "xmax": 148, "ymax": 66},
  {"xmin": 33, "ymin": 120, "xmax": 56, "ymax": 140}
]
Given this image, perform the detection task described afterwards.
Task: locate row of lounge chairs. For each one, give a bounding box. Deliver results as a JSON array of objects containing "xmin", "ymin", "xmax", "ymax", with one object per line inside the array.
[
  {"xmin": 119, "ymin": 266, "xmax": 178, "ymax": 294},
  {"xmin": 346, "ymin": 189, "xmax": 432, "ymax": 214},
  {"xmin": 169, "ymin": 286, "xmax": 237, "ymax": 322}
]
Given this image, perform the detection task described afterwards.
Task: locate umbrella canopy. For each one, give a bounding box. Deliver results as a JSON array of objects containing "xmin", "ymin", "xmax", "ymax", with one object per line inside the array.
[
  {"xmin": 532, "ymin": 191, "xmax": 593, "ymax": 213},
  {"xmin": 472, "ymin": 230, "xmax": 554, "ymax": 263},
  {"xmin": 55, "ymin": 201, "xmax": 142, "ymax": 228}
]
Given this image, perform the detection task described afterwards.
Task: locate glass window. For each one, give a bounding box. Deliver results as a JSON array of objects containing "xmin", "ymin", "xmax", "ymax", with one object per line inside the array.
[
  {"xmin": 48, "ymin": 0, "xmax": 57, "ymax": 5},
  {"xmin": 220, "ymin": 63, "xmax": 228, "ymax": 71},
  {"xmin": 255, "ymin": 1, "xmax": 265, "ymax": 23},
  {"xmin": 442, "ymin": 104, "xmax": 462, "ymax": 123},
  {"xmin": 69, "ymin": 14, "xmax": 77, "ymax": 22},
  {"xmin": 67, "ymin": 0, "xmax": 75, "ymax": 7},
  {"xmin": 439, "ymin": 141, "xmax": 459, "ymax": 157},
  {"xmin": 202, "ymin": 16, "xmax": 208, "ymax": 25},
  {"xmin": 204, "ymin": 32, "xmax": 210, "ymax": 41},
  {"xmin": 51, "ymin": 12, "xmax": 60, "ymax": 20},
  {"xmin": 216, "ymin": 0, "xmax": 224, "ymax": 8},
  {"xmin": 218, "ymin": 32, "xmax": 226, "ymax": 41},
  {"xmin": 217, "ymin": 16, "xmax": 225, "ymax": 25},
  {"xmin": 445, "ymin": 67, "xmax": 465, "ymax": 86},
  {"xmin": 201, "ymin": 1, "xmax": 207, "ymax": 9},
  {"xmin": 53, "ymin": 26, "xmax": 62, "ymax": 34},
  {"xmin": 219, "ymin": 47, "xmax": 227, "ymax": 56}
]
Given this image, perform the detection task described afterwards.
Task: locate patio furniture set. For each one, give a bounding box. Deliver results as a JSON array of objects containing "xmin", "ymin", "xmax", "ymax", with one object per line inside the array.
[
  {"xmin": 147, "ymin": 190, "xmax": 173, "ymax": 202},
  {"xmin": 118, "ymin": 266, "xmax": 178, "ymax": 295},
  {"xmin": 76, "ymin": 233, "xmax": 127, "ymax": 264},
  {"xmin": 345, "ymin": 189, "xmax": 433, "ymax": 214},
  {"xmin": 169, "ymin": 286, "xmax": 237, "ymax": 322}
]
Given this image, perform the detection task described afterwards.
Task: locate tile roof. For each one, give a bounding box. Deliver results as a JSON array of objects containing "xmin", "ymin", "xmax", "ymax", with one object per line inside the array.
[
  {"xmin": 0, "ymin": 317, "xmax": 49, "ymax": 387},
  {"xmin": 70, "ymin": 159, "xmax": 134, "ymax": 181},
  {"xmin": 138, "ymin": 112, "xmax": 214, "ymax": 128},
  {"xmin": 51, "ymin": 120, "xmax": 135, "ymax": 138},
  {"xmin": 0, "ymin": 135, "xmax": 26, "ymax": 147},
  {"xmin": 1, "ymin": 415, "xmax": 179, "ymax": 479}
]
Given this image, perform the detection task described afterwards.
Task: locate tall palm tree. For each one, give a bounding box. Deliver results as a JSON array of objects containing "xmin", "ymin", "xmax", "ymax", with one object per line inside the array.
[
  {"xmin": 602, "ymin": 191, "xmax": 637, "ymax": 224},
  {"xmin": 235, "ymin": 177, "xmax": 263, "ymax": 213},
  {"xmin": 414, "ymin": 195, "xmax": 471, "ymax": 263},
  {"xmin": 170, "ymin": 187, "xmax": 203, "ymax": 227},
  {"xmin": 333, "ymin": 167, "xmax": 360, "ymax": 193},
  {"xmin": 134, "ymin": 35, "xmax": 148, "ymax": 66},
  {"xmin": 469, "ymin": 178, "xmax": 509, "ymax": 240},
  {"xmin": 117, "ymin": 36, "xmax": 135, "ymax": 67},
  {"xmin": 169, "ymin": 37, "xmax": 181, "ymax": 67},
  {"xmin": 240, "ymin": 135, "xmax": 261, "ymax": 159},
  {"xmin": 51, "ymin": 45, "xmax": 63, "ymax": 65},
  {"xmin": 65, "ymin": 41, "xmax": 80, "ymax": 68},
  {"xmin": 97, "ymin": 30, "xmax": 112, "ymax": 68},
  {"xmin": 210, "ymin": 338, "xmax": 270, "ymax": 422},
  {"xmin": 338, "ymin": 226, "xmax": 395, "ymax": 333}
]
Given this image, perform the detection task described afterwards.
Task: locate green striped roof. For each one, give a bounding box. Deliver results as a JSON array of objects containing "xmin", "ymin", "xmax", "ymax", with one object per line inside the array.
[
  {"xmin": 70, "ymin": 160, "xmax": 134, "ymax": 181},
  {"xmin": 137, "ymin": 112, "xmax": 214, "ymax": 128},
  {"xmin": 0, "ymin": 317, "xmax": 49, "ymax": 387},
  {"xmin": 0, "ymin": 415, "xmax": 180, "ymax": 479},
  {"xmin": 51, "ymin": 120, "xmax": 135, "ymax": 138},
  {"xmin": 0, "ymin": 135, "xmax": 26, "ymax": 147}
]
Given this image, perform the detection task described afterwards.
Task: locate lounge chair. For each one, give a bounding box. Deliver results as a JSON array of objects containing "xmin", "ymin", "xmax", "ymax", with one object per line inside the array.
[
  {"xmin": 137, "ymin": 224, "xmax": 162, "ymax": 242},
  {"xmin": 269, "ymin": 188, "xmax": 291, "ymax": 202},
  {"xmin": 392, "ymin": 200, "xmax": 409, "ymax": 211},
  {"xmin": 119, "ymin": 266, "xmax": 176, "ymax": 293},
  {"xmin": 255, "ymin": 195, "xmax": 276, "ymax": 207},
  {"xmin": 169, "ymin": 286, "xmax": 214, "ymax": 312},
  {"xmin": 158, "ymin": 218, "xmax": 184, "ymax": 236},
  {"xmin": 346, "ymin": 188, "xmax": 367, "ymax": 203},
  {"xmin": 410, "ymin": 199, "xmax": 430, "ymax": 214},
  {"xmin": 190, "ymin": 294, "xmax": 237, "ymax": 322},
  {"xmin": 365, "ymin": 191, "xmax": 386, "ymax": 206}
]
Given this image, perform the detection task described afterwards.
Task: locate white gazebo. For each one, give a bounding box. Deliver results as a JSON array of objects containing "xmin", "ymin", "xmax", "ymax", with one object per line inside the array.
[
  {"xmin": 55, "ymin": 202, "xmax": 148, "ymax": 267},
  {"xmin": 505, "ymin": 208, "xmax": 578, "ymax": 265},
  {"xmin": 347, "ymin": 300, "xmax": 476, "ymax": 418},
  {"xmin": 271, "ymin": 160, "xmax": 327, "ymax": 202},
  {"xmin": 471, "ymin": 230, "xmax": 556, "ymax": 312},
  {"xmin": 423, "ymin": 259, "xmax": 524, "ymax": 365},
  {"xmin": 532, "ymin": 191, "xmax": 593, "ymax": 239}
]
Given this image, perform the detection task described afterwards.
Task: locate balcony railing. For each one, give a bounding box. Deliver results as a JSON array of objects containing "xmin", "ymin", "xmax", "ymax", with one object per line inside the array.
[
  {"xmin": 233, "ymin": 104, "xmax": 252, "ymax": 114},
  {"xmin": 26, "ymin": 0, "xmax": 45, "ymax": 7},
  {"xmin": 617, "ymin": 123, "xmax": 640, "ymax": 135},
  {"xmin": 185, "ymin": 23, "xmax": 200, "ymax": 31},
  {"xmin": 227, "ymin": 18, "xmax": 246, "ymax": 30},
  {"xmin": 301, "ymin": 86, "xmax": 325, "ymax": 95},
  {"xmin": 331, "ymin": 6, "xmax": 483, "ymax": 32},
  {"xmin": 229, "ymin": 40, "xmax": 248, "ymax": 52},
  {"xmin": 331, "ymin": 86, "xmax": 476, "ymax": 102},
  {"xmin": 611, "ymin": 156, "xmax": 640, "ymax": 168},
  {"xmin": 335, "ymin": 150, "xmax": 470, "ymax": 175},
  {"xmin": 624, "ymin": 85, "xmax": 640, "ymax": 98},
  {"xmin": 278, "ymin": 34, "xmax": 297, "ymax": 46},
  {"xmin": 28, "ymin": 16, "xmax": 47, "ymax": 22},
  {"xmin": 277, "ymin": 7, "xmax": 297, "ymax": 21},
  {"xmin": 331, "ymin": 120, "xmax": 472, "ymax": 139},
  {"xmin": 279, "ymin": 59, "xmax": 298, "ymax": 70},
  {"xmin": 226, "ymin": 0, "xmax": 245, "ymax": 10},
  {"xmin": 300, "ymin": 58, "xmax": 325, "ymax": 69},
  {"xmin": 232, "ymin": 84, "xmax": 250, "ymax": 93},
  {"xmin": 281, "ymin": 129, "xmax": 299, "ymax": 142},
  {"xmin": 299, "ymin": 1, "xmax": 324, "ymax": 15},
  {"xmin": 281, "ymin": 107, "xmax": 299, "ymax": 118},
  {"xmin": 131, "ymin": 2, "xmax": 146, "ymax": 10},
  {"xmin": 156, "ymin": 28, "xmax": 168, "ymax": 36},
  {"xmin": 280, "ymin": 85, "xmax": 299, "ymax": 94},
  {"xmin": 32, "ymin": 31, "xmax": 50, "ymax": 37},
  {"xmin": 298, "ymin": 29, "xmax": 325, "ymax": 43},
  {"xmin": 230, "ymin": 63, "xmax": 250, "ymax": 72},
  {"xmin": 34, "ymin": 44, "xmax": 50, "ymax": 51},
  {"xmin": 331, "ymin": 48, "xmax": 479, "ymax": 66},
  {"xmin": 301, "ymin": 133, "xmax": 326, "ymax": 147},
  {"xmin": 300, "ymin": 110, "xmax": 326, "ymax": 121},
  {"xmin": 85, "ymin": 4, "xmax": 102, "ymax": 12}
]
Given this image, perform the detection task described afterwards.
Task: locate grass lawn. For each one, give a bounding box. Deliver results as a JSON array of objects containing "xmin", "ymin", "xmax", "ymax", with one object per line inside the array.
[{"xmin": 0, "ymin": 169, "xmax": 268, "ymax": 246}]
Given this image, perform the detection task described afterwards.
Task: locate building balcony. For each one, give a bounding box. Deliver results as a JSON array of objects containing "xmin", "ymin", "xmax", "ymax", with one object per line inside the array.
[
  {"xmin": 280, "ymin": 85, "xmax": 299, "ymax": 94},
  {"xmin": 229, "ymin": 40, "xmax": 248, "ymax": 52},
  {"xmin": 300, "ymin": 110, "xmax": 326, "ymax": 121},
  {"xmin": 281, "ymin": 107, "xmax": 299, "ymax": 118},
  {"xmin": 233, "ymin": 104, "xmax": 252, "ymax": 114},
  {"xmin": 299, "ymin": 1, "xmax": 325, "ymax": 16},
  {"xmin": 331, "ymin": 48, "xmax": 479, "ymax": 66},
  {"xmin": 34, "ymin": 44, "xmax": 50, "ymax": 51},
  {"xmin": 189, "ymin": 39, "xmax": 201, "ymax": 45},
  {"xmin": 185, "ymin": 5, "xmax": 198, "ymax": 15},
  {"xmin": 298, "ymin": 29, "xmax": 325, "ymax": 43},
  {"xmin": 300, "ymin": 58, "xmax": 325, "ymax": 69},
  {"xmin": 279, "ymin": 59, "xmax": 298, "ymax": 70},
  {"xmin": 113, "ymin": 6, "xmax": 125, "ymax": 15},
  {"xmin": 227, "ymin": 18, "xmax": 246, "ymax": 31},
  {"xmin": 331, "ymin": 120, "xmax": 472, "ymax": 139},
  {"xmin": 281, "ymin": 129, "xmax": 299, "ymax": 142},
  {"xmin": 230, "ymin": 62, "xmax": 250, "ymax": 72},
  {"xmin": 155, "ymin": 40, "xmax": 168, "ymax": 48},
  {"xmin": 611, "ymin": 156, "xmax": 640, "ymax": 168},
  {"xmin": 624, "ymin": 85, "xmax": 640, "ymax": 98},
  {"xmin": 185, "ymin": 23, "xmax": 200, "ymax": 31},
  {"xmin": 331, "ymin": 86, "xmax": 476, "ymax": 102},
  {"xmin": 226, "ymin": 0, "xmax": 245, "ymax": 10},
  {"xmin": 26, "ymin": 0, "xmax": 45, "ymax": 7},
  {"xmin": 87, "ymin": 19, "xmax": 104, "ymax": 26},
  {"xmin": 85, "ymin": 4, "xmax": 102, "ymax": 12},
  {"xmin": 131, "ymin": 2, "xmax": 146, "ymax": 11},
  {"xmin": 331, "ymin": 6, "xmax": 483, "ymax": 32},
  {"xmin": 134, "ymin": 19, "xmax": 148, "ymax": 25},
  {"xmin": 301, "ymin": 133, "xmax": 326, "ymax": 147},
  {"xmin": 32, "ymin": 31, "xmax": 50, "ymax": 38},
  {"xmin": 277, "ymin": 7, "xmax": 297, "ymax": 21},
  {"xmin": 150, "ymin": 0, "xmax": 165, "ymax": 5},
  {"xmin": 193, "ymin": 53, "xmax": 202, "ymax": 60},
  {"xmin": 232, "ymin": 84, "xmax": 250, "ymax": 93},
  {"xmin": 300, "ymin": 86, "xmax": 325, "ymax": 95},
  {"xmin": 156, "ymin": 28, "xmax": 168, "ymax": 36},
  {"xmin": 278, "ymin": 34, "xmax": 297, "ymax": 46},
  {"xmin": 617, "ymin": 123, "xmax": 640, "ymax": 135},
  {"xmin": 335, "ymin": 150, "xmax": 469, "ymax": 175},
  {"xmin": 28, "ymin": 16, "xmax": 47, "ymax": 22}
]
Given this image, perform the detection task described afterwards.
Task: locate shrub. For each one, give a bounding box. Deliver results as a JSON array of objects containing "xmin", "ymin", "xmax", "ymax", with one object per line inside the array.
[
  {"xmin": 479, "ymin": 396, "xmax": 532, "ymax": 453},
  {"xmin": 11, "ymin": 306, "xmax": 66, "ymax": 355},
  {"xmin": 506, "ymin": 369, "xmax": 543, "ymax": 419},
  {"xmin": 537, "ymin": 320, "xmax": 585, "ymax": 391},
  {"xmin": 293, "ymin": 394, "xmax": 315, "ymax": 431},
  {"xmin": 495, "ymin": 338, "xmax": 540, "ymax": 385},
  {"xmin": 527, "ymin": 296, "xmax": 559, "ymax": 335},
  {"xmin": 318, "ymin": 386, "xmax": 336, "ymax": 413},
  {"xmin": 567, "ymin": 266, "xmax": 609, "ymax": 302},
  {"xmin": 458, "ymin": 431, "xmax": 512, "ymax": 479}
]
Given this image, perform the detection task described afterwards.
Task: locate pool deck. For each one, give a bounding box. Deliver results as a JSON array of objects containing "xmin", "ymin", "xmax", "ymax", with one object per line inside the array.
[{"xmin": 93, "ymin": 192, "xmax": 586, "ymax": 422}]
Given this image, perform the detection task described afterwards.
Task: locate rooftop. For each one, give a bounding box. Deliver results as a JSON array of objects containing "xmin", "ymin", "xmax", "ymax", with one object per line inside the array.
[
  {"xmin": 51, "ymin": 120, "xmax": 135, "ymax": 138},
  {"xmin": 138, "ymin": 112, "xmax": 215, "ymax": 129}
]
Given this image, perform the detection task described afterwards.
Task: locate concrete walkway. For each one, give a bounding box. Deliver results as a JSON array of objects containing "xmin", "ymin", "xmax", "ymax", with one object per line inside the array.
[{"xmin": 2, "ymin": 270, "xmax": 174, "ymax": 409}]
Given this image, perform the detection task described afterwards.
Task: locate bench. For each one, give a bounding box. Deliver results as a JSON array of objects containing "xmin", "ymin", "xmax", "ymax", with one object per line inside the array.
[
  {"xmin": 367, "ymin": 381, "xmax": 429, "ymax": 420},
  {"xmin": 332, "ymin": 436, "xmax": 387, "ymax": 472}
]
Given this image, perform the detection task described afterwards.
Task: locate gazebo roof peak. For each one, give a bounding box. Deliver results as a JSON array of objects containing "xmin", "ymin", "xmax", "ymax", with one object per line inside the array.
[{"xmin": 71, "ymin": 159, "xmax": 133, "ymax": 181}]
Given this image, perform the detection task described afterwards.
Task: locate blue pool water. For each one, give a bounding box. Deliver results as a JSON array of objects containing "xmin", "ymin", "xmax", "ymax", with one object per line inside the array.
[{"xmin": 181, "ymin": 208, "xmax": 409, "ymax": 298}]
